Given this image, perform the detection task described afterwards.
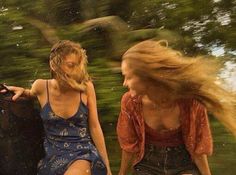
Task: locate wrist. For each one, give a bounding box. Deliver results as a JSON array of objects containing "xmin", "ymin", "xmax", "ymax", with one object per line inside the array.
[
  {"xmin": 22, "ymin": 88, "xmax": 30, "ymax": 97},
  {"xmin": 22, "ymin": 88, "xmax": 26, "ymax": 96}
]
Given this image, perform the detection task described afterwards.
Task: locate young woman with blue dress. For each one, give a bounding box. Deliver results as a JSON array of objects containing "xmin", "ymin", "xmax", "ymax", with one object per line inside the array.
[{"xmin": 1, "ymin": 40, "xmax": 112, "ymax": 175}]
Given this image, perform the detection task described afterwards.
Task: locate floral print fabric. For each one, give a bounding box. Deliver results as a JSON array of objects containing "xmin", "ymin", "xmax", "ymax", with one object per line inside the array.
[
  {"xmin": 117, "ymin": 91, "xmax": 213, "ymax": 166},
  {"xmin": 37, "ymin": 101, "xmax": 106, "ymax": 175}
]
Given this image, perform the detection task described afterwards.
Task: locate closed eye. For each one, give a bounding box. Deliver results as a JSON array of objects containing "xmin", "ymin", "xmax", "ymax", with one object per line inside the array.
[{"xmin": 63, "ymin": 62, "xmax": 79, "ymax": 68}]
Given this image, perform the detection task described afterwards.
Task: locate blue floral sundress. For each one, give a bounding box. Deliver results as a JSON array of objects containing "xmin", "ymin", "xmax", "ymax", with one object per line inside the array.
[{"xmin": 37, "ymin": 82, "xmax": 107, "ymax": 175}]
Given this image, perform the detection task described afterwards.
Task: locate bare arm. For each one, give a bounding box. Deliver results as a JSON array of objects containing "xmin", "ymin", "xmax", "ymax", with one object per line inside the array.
[
  {"xmin": 87, "ymin": 81, "xmax": 112, "ymax": 175},
  {"xmin": 1, "ymin": 79, "xmax": 43, "ymax": 101},
  {"xmin": 117, "ymin": 92, "xmax": 139, "ymax": 175},
  {"xmin": 193, "ymin": 154, "xmax": 211, "ymax": 175},
  {"xmin": 118, "ymin": 150, "xmax": 134, "ymax": 175}
]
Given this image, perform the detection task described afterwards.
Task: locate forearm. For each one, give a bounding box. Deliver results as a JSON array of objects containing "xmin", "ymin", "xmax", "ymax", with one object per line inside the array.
[
  {"xmin": 3, "ymin": 86, "xmax": 35, "ymax": 100},
  {"xmin": 193, "ymin": 154, "xmax": 211, "ymax": 175},
  {"xmin": 118, "ymin": 150, "xmax": 134, "ymax": 175},
  {"xmin": 90, "ymin": 125, "xmax": 111, "ymax": 171}
]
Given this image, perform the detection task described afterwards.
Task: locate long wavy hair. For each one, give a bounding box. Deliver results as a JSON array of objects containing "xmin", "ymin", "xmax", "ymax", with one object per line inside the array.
[
  {"xmin": 49, "ymin": 40, "xmax": 90, "ymax": 92},
  {"xmin": 122, "ymin": 40, "xmax": 236, "ymax": 136}
]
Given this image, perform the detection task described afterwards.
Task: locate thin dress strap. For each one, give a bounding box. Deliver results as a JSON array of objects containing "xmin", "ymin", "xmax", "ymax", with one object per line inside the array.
[
  {"xmin": 79, "ymin": 91, "xmax": 82, "ymax": 104},
  {"xmin": 46, "ymin": 80, "xmax": 49, "ymax": 103}
]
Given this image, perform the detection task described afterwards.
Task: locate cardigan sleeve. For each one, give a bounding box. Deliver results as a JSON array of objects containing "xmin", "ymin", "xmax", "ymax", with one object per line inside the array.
[
  {"xmin": 116, "ymin": 92, "xmax": 139, "ymax": 153},
  {"xmin": 182, "ymin": 99, "xmax": 213, "ymax": 158}
]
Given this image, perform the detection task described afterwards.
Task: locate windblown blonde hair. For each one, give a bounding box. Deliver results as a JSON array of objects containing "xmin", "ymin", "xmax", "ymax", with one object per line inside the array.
[
  {"xmin": 122, "ymin": 40, "xmax": 236, "ymax": 136},
  {"xmin": 49, "ymin": 40, "xmax": 90, "ymax": 91}
]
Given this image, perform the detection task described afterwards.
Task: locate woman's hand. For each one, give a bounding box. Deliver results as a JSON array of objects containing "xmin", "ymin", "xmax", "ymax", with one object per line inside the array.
[{"xmin": 0, "ymin": 85, "xmax": 24, "ymax": 101}]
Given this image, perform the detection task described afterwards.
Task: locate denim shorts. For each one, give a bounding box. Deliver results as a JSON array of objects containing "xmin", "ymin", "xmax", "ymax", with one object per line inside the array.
[{"xmin": 133, "ymin": 144, "xmax": 200, "ymax": 175}]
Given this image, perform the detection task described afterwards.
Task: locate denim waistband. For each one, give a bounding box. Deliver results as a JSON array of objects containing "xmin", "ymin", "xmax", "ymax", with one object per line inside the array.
[
  {"xmin": 145, "ymin": 143, "xmax": 186, "ymax": 153},
  {"xmin": 134, "ymin": 144, "xmax": 199, "ymax": 174}
]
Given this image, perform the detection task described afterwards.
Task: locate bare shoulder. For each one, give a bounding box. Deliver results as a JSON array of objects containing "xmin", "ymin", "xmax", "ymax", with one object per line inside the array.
[
  {"xmin": 86, "ymin": 81, "xmax": 94, "ymax": 89},
  {"xmin": 86, "ymin": 81, "xmax": 95, "ymax": 94},
  {"xmin": 85, "ymin": 81, "xmax": 97, "ymax": 108},
  {"xmin": 31, "ymin": 79, "xmax": 47, "ymax": 96}
]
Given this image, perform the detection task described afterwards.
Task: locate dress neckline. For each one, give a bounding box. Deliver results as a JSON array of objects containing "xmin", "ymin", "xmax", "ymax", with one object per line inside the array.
[
  {"xmin": 144, "ymin": 121, "xmax": 181, "ymax": 135},
  {"xmin": 44, "ymin": 79, "xmax": 88, "ymax": 120},
  {"xmin": 42, "ymin": 101, "xmax": 88, "ymax": 120},
  {"xmin": 138, "ymin": 95, "xmax": 183, "ymax": 134}
]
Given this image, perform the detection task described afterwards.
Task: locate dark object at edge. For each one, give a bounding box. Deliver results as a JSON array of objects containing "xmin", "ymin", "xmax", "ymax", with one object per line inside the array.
[{"xmin": 0, "ymin": 84, "xmax": 44, "ymax": 175}]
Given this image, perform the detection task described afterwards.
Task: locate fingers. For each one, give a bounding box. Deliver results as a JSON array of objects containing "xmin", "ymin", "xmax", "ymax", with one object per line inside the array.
[
  {"xmin": 0, "ymin": 85, "xmax": 23, "ymax": 101},
  {"xmin": 0, "ymin": 84, "xmax": 9, "ymax": 92},
  {"xmin": 12, "ymin": 93, "xmax": 22, "ymax": 101},
  {"xmin": 5, "ymin": 86, "xmax": 20, "ymax": 93},
  {"xmin": 10, "ymin": 86, "xmax": 24, "ymax": 101},
  {"xmin": 5, "ymin": 86, "xmax": 15, "ymax": 91},
  {"xmin": 0, "ymin": 84, "xmax": 11, "ymax": 93},
  {"xmin": 0, "ymin": 89, "xmax": 7, "ymax": 93},
  {"xmin": 2, "ymin": 85, "xmax": 14, "ymax": 92}
]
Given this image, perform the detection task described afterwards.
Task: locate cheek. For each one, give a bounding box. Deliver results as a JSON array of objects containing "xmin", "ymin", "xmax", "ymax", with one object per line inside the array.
[
  {"xmin": 137, "ymin": 84, "xmax": 146, "ymax": 91},
  {"xmin": 129, "ymin": 79, "xmax": 141, "ymax": 88},
  {"xmin": 60, "ymin": 65, "xmax": 69, "ymax": 72},
  {"xmin": 63, "ymin": 67, "xmax": 77, "ymax": 74},
  {"xmin": 134, "ymin": 79, "xmax": 146, "ymax": 91}
]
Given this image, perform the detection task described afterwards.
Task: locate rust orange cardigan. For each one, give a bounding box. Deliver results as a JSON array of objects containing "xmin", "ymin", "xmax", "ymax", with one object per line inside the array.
[{"xmin": 117, "ymin": 92, "xmax": 213, "ymax": 166}]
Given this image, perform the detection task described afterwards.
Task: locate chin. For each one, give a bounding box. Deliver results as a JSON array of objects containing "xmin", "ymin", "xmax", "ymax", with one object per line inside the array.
[
  {"xmin": 129, "ymin": 89, "xmax": 142, "ymax": 97},
  {"xmin": 128, "ymin": 89, "xmax": 135, "ymax": 96}
]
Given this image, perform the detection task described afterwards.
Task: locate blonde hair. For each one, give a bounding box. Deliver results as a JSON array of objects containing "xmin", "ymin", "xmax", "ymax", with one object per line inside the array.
[
  {"xmin": 49, "ymin": 40, "xmax": 90, "ymax": 91},
  {"xmin": 122, "ymin": 40, "xmax": 236, "ymax": 136}
]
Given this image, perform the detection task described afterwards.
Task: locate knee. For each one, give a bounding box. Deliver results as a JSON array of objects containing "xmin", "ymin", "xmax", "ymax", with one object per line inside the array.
[
  {"xmin": 64, "ymin": 168, "xmax": 91, "ymax": 175},
  {"xmin": 64, "ymin": 160, "xmax": 91, "ymax": 175}
]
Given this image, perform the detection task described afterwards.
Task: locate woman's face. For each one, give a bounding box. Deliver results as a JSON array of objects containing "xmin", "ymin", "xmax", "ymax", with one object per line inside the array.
[
  {"xmin": 61, "ymin": 53, "xmax": 80, "ymax": 75},
  {"xmin": 121, "ymin": 60, "xmax": 147, "ymax": 95}
]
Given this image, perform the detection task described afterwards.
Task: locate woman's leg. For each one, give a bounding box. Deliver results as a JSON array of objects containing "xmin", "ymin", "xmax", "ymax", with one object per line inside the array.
[{"xmin": 64, "ymin": 160, "xmax": 91, "ymax": 175}]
